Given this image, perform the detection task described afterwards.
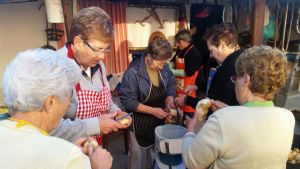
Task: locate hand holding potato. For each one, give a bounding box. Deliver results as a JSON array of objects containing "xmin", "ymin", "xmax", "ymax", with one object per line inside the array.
[{"xmin": 88, "ymin": 146, "xmax": 113, "ymax": 169}]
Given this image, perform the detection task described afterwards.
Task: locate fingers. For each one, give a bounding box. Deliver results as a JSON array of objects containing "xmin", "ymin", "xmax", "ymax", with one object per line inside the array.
[
  {"xmin": 88, "ymin": 144, "xmax": 94, "ymax": 157},
  {"xmin": 73, "ymin": 137, "xmax": 88, "ymax": 147},
  {"xmin": 106, "ymin": 112, "xmax": 117, "ymax": 118},
  {"xmin": 193, "ymin": 110, "xmax": 200, "ymax": 119}
]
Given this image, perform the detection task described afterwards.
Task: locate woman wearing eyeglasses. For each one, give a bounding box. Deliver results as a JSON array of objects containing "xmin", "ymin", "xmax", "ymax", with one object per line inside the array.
[
  {"xmin": 55, "ymin": 6, "xmax": 131, "ymax": 145},
  {"xmin": 182, "ymin": 45, "xmax": 295, "ymax": 169},
  {"xmin": 120, "ymin": 37, "xmax": 176, "ymax": 169},
  {"xmin": 175, "ymin": 23, "xmax": 243, "ymax": 112}
]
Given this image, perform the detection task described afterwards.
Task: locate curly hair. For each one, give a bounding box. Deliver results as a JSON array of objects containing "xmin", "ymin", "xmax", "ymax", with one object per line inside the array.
[
  {"xmin": 147, "ymin": 37, "xmax": 173, "ymax": 61},
  {"xmin": 203, "ymin": 23, "xmax": 238, "ymax": 48},
  {"xmin": 69, "ymin": 6, "xmax": 114, "ymax": 43},
  {"xmin": 235, "ymin": 45, "xmax": 288, "ymax": 100}
]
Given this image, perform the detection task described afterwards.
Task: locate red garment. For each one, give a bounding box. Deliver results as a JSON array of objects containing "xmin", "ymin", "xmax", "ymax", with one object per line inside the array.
[
  {"xmin": 67, "ymin": 45, "xmax": 111, "ymax": 145},
  {"xmin": 175, "ymin": 45, "xmax": 198, "ymax": 113}
]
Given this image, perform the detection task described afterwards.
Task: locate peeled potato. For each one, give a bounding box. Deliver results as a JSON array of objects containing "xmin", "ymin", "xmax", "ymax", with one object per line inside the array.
[
  {"xmin": 291, "ymin": 151, "xmax": 298, "ymax": 158},
  {"xmin": 84, "ymin": 139, "xmax": 98, "ymax": 148},
  {"xmin": 119, "ymin": 118, "xmax": 129, "ymax": 125},
  {"xmin": 196, "ymin": 98, "xmax": 212, "ymax": 122},
  {"xmin": 115, "ymin": 113, "xmax": 130, "ymax": 125},
  {"xmin": 170, "ymin": 109, "xmax": 177, "ymax": 117},
  {"xmin": 294, "ymin": 148, "xmax": 300, "ymax": 153}
]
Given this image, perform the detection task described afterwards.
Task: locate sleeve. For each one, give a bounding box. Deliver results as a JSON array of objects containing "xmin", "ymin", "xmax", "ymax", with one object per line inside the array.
[
  {"xmin": 168, "ymin": 61, "xmax": 186, "ymax": 77},
  {"xmin": 182, "ymin": 114, "xmax": 223, "ymax": 169},
  {"xmin": 108, "ymin": 98, "xmax": 122, "ymax": 113},
  {"xmin": 184, "ymin": 47, "xmax": 203, "ymax": 77},
  {"xmin": 164, "ymin": 65, "xmax": 176, "ymax": 97},
  {"xmin": 50, "ymin": 117, "xmax": 100, "ymax": 142},
  {"xmin": 64, "ymin": 88, "xmax": 78, "ymax": 120},
  {"xmin": 210, "ymin": 66, "xmax": 237, "ymax": 105},
  {"xmin": 64, "ymin": 147, "xmax": 92, "ymax": 169},
  {"xmin": 119, "ymin": 69, "xmax": 140, "ymax": 112}
]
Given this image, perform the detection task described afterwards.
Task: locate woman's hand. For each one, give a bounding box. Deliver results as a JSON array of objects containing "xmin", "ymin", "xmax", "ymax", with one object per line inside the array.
[
  {"xmin": 73, "ymin": 137, "xmax": 97, "ymax": 154},
  {"xmin": 88, "ymin": 146, "xmax": 113, "ymax": 169},
  {"xmin": 184, "ymin": 85, "xmax": 198, "ymax": 95},
  {"xmin": 211, "ymin": 100, "xmax": 228, "ymax": 111},
  {"xmin": 98, "ymin": 112, "xmax": 124, "ymax": 134},
  {"xmin": 184, "ymin": 111, "xmax": 200, "ymax": 133},
  {"xmin": 174, "ymin": 94, "xmax": 186, "ymax": 106},
  {"xmin": 151, "ymin": 108, "xmax": 169, "ymax": 119},
  {"xmin": 165, "ymin": 96, "xmax": 175, "ymax": 109}
]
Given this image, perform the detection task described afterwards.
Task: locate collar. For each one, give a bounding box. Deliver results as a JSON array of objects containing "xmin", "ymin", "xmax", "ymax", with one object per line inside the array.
[
  {"xmin": 66, "ymin": 43, "xmax": 100, "ymax": 77},
  {"xmin": 182, "ymin": 43, "xmax": 192, "ymax": 51},
  {"xmin": 243, "ymin": 101, "xmax": 274, "ymax": 107},
  {"xmin": 179, "ymin": 44, "xmax": 193, "ymax": 55},
  {"xmin": 222, "ymin": 49, "xmax": 243, "ymax": 65},
  {"xmin": 137, "ymin": 54, "xmax": 164, "ymax": 84},
  {"xmin": 137, "ymin": 54, "xmax": 150, "ymax": 79}
]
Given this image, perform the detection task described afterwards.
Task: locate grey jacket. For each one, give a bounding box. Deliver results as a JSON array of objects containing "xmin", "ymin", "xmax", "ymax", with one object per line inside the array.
[{"xmin": 120, "ymin": 54, "xmax": 176, "ymax": 112}]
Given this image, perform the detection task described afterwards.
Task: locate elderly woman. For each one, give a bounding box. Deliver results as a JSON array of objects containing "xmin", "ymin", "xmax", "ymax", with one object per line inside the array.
[
  {"xmin": 169, "ymin": 29, "xmax": 203, "ymax": 119},
  {"xmin": 176, "ymin": 23, "xmax": 243, "ymax": 110},
  {"xmin": 120, "ymin": 37, "xmax": 176, "ymax": 169},
  {"xmin": 182, "ymin": 46, "xmax": 295, "ymax": 169},
  {"xmin": 0, "ymin": 49, "xmax": 112, "ymax": 169},
  {"xmin": 55, "ymin": 6, "xmax": 131, "ymax": 144}
]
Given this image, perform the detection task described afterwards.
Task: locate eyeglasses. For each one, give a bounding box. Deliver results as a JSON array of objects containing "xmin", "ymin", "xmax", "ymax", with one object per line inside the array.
[
  {"xmin": 230, "ymin": 75, "xmax": 242, "ymax": 83},
  {"xmin": 83, "ymin": 40, "xmax": 111, "ymax": 55}
]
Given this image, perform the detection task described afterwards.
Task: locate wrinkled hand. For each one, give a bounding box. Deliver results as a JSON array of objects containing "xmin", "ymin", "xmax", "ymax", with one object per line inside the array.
[
  {"xmin": 88, "ymin": 146, "xmax": 113, "ymax": 169},
  {"xmin": 152, "ymin": 108, "xmax": 169, "ymax": 119},
  {"xmin": 115, "ymin": 111, "xmax": 132, "ymax": 128},
  {"xmin": 184, "ymin": 111, "xmax": 199, "ymax": 132},
  {"xmin": 174, "ymin": 94, "xmax": 186, "ymax": 106},
  {"xmin": 165, "ymin": 96, "xmax": 175, "ymax": 109},
  {"xmin": 184, "ymin": 85, "xmax": 198, "ymax": 95},
  {"xmin": 98, "ymin": 112, "xmax": 124, "ymax": 134},
  {"xmin": 73, "ymin": 137, "xmax": 90, "ymax": 154},
  {"xmin": 211, "ymin": 100, "xmax": 228, "ymax": 112}
]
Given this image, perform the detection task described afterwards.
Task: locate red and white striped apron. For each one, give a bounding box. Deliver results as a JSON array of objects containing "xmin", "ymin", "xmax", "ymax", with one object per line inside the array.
[{"xmin": 67, "ymin": 45, "xmax": 111, "ymax": 145}]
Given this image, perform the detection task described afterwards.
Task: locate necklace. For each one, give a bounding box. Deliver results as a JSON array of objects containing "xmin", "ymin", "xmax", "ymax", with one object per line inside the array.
[{"xmin": 9, "ymin": 117, "xmax": 49, "ymax": 136}]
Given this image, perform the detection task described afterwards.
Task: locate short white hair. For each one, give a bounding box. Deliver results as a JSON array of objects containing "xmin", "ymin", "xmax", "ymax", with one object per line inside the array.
[{"xmin": 3, "ymin": 48, "xmax": 81, "ymax": 114}]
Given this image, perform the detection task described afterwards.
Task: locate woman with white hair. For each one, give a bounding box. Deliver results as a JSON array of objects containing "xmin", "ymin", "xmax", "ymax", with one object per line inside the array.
[{"xmin": 0, "ymin": 49, "xmax": 112, "ymax": 169}]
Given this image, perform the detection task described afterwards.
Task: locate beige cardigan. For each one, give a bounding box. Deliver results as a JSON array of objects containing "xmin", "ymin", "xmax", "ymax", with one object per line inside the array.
[
  {"xmin": 0, "ymin": 120, "xmax": 91, "ymax": 169},
  {"xmin": 182, "ymin": 106, "xmax": 295, "ymax": 169}
]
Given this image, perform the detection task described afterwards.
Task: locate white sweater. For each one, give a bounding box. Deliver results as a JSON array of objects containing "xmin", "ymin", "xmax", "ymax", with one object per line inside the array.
[
  {"xmin": 0, "ymin": 120, "xmax": 91, "ymax": 169},
  {"xmin": 182, "ymin": 106, "xmax": 295, "ymax": 169}
]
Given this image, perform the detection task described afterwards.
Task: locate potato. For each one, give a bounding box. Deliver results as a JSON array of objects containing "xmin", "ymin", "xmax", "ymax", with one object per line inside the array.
[
  {"xmin": 290, "ymin": 159, "xmax": 296, "ymax": 164},
  {"xmin": 115, "ymin": 113, "xmax": 130, "ymax": 125},
  {"xmin": 295, "ymin": 154, "xmax": 300, "ymax": 161},
  {"xmin": 293, "ymin": 148, "xmax": 300, "ymax": 153},
  {"xmin": 196, "ymin": 98, "xmax": 212, "ymax": 122},
  {"xmin": 291, "ymin": 151, "xmax": 298, "ymax": 158},
  {"xmin": 119, "ymin": 118, "xmax": 129, "ymax": 125},
  {"xmin": 169, "ymin": 109, "xmax": 177, "ymax": 117},
  {"xmin": 84, "ymin": 139, "xmax": 98, "ymax": 148}
]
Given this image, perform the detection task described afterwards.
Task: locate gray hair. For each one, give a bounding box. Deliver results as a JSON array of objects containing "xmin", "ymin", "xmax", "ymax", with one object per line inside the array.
[{"xmin": 3, "ymin": 49, "xmax": 81, "ymax": 115}]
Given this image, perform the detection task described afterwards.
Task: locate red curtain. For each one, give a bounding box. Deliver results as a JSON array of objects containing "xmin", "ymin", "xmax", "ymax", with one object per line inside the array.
[
  {"xmin": 78, "ymin": 0, "xmax": 129, "ymax": 75},
  {"xmin": 57, "ymin": 23, "xmax": 67, "ymax": 48}
]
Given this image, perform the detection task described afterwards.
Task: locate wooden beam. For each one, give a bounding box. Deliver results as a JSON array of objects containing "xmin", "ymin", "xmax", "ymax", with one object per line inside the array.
[
  {"xmin": 251, "ymin": 0, "xmax": 266, "ymax": 46},
  {"xmin": 61, "ymin": 0, "xmax": 73, "ymax": 41}
]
